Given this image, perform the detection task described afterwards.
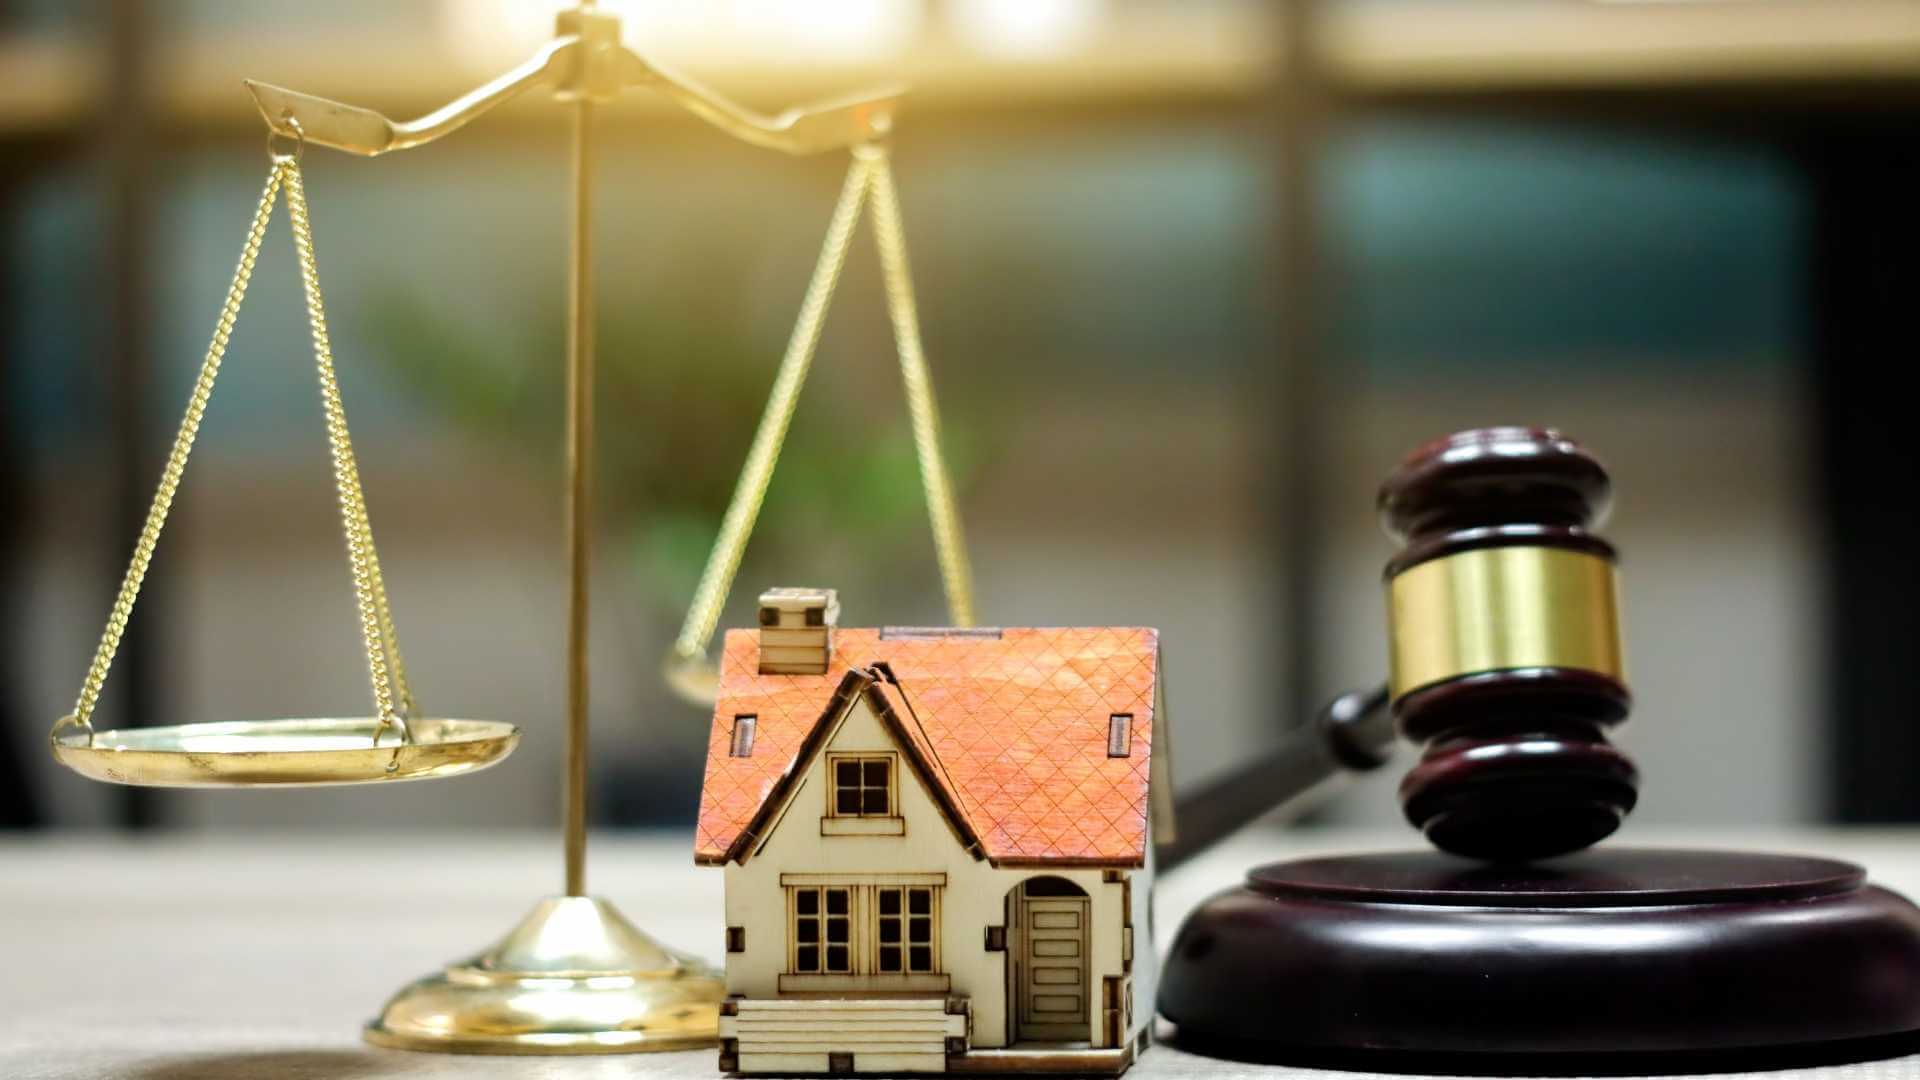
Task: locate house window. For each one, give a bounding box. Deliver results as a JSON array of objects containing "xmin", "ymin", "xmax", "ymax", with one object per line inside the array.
[
  {"xmin": 829, "ymin": 755, "xmax": 893, "ymax": 817},
  {"xmin": 791, "ymin": 886, "xmax": 853, "ymax": 973},
  {"xmin": 875, "ymin": 885, "xmax": 937, "ymax": 972},
  {"xmin": 729, "ymin": 715, "xmax": 756, "ymax": 757},
  {"xmin": 785, "ymin": 881, "xmax": 945, "ymax": 977},
  {"xmin": 1107, "ymin": 714, "xmax": 1133, "ymax": 757}
]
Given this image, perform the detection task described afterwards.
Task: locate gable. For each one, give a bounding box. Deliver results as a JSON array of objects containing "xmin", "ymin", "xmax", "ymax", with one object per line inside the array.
[
  {"xmin": 717, "ymin": 673, "xmax": 985, "ymax": 866},
  {"xmin": 730, "ymin": 687, "xmax": 984, "ymax": 867},
  {"xmin": 694, "ymin": 627, "xmax": 1161, "ymax": 868}
]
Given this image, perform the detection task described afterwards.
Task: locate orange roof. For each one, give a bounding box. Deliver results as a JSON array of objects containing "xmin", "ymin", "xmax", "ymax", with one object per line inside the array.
[{"xmin": 694, "ymin": 626, "xmax": 1161, "ymax": 868}]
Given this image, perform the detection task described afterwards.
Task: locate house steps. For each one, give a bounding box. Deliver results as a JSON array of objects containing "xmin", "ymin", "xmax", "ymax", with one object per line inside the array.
[{"xmin": 721, "ymin": 997, "xmax": 969, "ymax": 1074}]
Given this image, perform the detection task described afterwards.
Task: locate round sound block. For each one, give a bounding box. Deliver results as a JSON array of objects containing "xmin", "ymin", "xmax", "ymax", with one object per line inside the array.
[{"xmin": 1159, "ymin": 848, "xmax": 1920, "ymax": 1070}]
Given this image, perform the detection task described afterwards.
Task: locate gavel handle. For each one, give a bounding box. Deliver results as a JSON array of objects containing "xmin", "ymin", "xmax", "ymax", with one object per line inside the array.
[{"xmin": 1158, "ymin": 684, "xmax": 1394, "ymax": 873}]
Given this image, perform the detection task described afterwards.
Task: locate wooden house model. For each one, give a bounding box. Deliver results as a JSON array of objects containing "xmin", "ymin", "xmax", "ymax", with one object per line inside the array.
[{"xmin": 697, "ymin": 588, "xmax": 1169, "ymax": 1075}]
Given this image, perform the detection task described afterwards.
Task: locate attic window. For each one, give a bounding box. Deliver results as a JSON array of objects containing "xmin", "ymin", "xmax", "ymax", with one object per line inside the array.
[
  {"xmin": 730, "ymin": 714, "xmax": 757, "ymax": 757},
  {"xmin": 1108, "ymin": 714, "xmax": 1133, "ymax": 758},
  {"xmin": 829, "ymin": 754, "xmax": 894, "ymax": 817}
]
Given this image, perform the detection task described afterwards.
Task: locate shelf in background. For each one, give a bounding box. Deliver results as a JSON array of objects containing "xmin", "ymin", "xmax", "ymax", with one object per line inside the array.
[{"xmin": 6, "ymin": 1, "xmax": 1920, "ymax": 139}]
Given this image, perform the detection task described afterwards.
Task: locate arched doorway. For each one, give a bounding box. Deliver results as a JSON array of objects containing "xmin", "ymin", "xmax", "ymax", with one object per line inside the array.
[{"xmin": 1006, "ymin": 876, "xmax": 1090, "ymax": 1044}]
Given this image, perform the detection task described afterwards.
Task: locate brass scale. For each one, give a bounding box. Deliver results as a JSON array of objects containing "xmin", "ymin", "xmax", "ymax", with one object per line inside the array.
[{"xmin": 47, "ymin": 3, "xmax": 979, "ymax": 1055}]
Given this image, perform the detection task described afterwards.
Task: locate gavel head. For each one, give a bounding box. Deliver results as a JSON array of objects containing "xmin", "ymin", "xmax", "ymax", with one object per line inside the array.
[{"xmin": 1379, "ymin": 427, "xmax": 1638, "ymax": 862}]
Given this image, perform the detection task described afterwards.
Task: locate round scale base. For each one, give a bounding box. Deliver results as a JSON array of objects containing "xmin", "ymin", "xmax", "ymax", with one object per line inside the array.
[
  {"xmin": 1159, "ymin": 848, "xmax": 1920, "ymax": 1070},
  {"xmin": 365, "ymin": 895, "xmax": 723, "ymax": 1055}
]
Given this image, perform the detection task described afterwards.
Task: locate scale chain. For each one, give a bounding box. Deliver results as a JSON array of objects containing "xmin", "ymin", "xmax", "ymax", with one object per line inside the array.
[
  {"xmin": 283, "ymin": 160, "xmax": 414, "ymax": 736},
  {"xmin": 56, "ymin": 156, "xmax": 414, "ymax": 746},
  {"xmin": 60, "ymin": 165, "xmax": 284, "ymax": 740},
  {"xmin": 671, "ymin": 153, "xmax": 874, "ymax": 666},
  {"xmin": 670, "ymin": 146, "xmax": 976, "ymax": 680},
  {"xmin": 865, "ymin": 149, "xmax": 975, "ymax": 628}
]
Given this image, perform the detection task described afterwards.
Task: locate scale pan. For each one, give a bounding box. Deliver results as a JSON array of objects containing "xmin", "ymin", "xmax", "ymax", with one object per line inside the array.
[{"xmin": 50, "ymin": 716, "xmax": 519, "ymax": 788}]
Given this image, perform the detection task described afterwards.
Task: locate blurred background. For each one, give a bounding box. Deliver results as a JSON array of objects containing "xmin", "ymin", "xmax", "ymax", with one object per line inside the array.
[{"xmin": 2, "ymin": 0, "xmax": 1914, "ymax": 837}]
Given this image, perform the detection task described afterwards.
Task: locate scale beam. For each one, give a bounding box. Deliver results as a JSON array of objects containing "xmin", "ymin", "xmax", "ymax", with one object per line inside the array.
[
  {"xmin": 245, "ymin": 38, "xmax": 577, "ymax": 157},
  {"xmin": 618, "ymin": 51, "xmax": 900, "ymax": 155},
  {"xmin": 246, "ymin": 33, "xmax": 899, "ymax": 158}
]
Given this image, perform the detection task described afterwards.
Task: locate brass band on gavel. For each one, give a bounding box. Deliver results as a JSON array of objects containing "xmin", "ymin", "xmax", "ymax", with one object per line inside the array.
[
  {"xmin": 1373, "ymin": 427, "xmax": 1639, "ymax": 862},
  {"xmin": 1387, "ymin": 545, "xmax": 1624, "ymax": 701}
]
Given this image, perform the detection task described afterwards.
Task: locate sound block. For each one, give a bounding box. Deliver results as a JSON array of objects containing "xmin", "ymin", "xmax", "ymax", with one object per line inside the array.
[{"xmin": 1159, "ymin": 848, "xmax": 1920, "ymax": 1071}]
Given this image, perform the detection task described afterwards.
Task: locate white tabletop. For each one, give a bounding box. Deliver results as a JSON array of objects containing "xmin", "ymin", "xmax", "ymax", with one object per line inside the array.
[{"xmin": 4, "ymin": 826, "xmax": 1919, "ymax": 1079}]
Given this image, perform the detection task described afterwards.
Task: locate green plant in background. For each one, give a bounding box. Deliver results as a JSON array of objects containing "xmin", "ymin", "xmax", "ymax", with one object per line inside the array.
[{"xmin": 359, "ymin": 253, "xmax": 989, "ymax": 629}]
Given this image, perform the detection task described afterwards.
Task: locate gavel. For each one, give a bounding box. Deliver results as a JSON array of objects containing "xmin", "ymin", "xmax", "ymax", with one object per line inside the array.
[{"xmin": 1164, "ymin": 426, "xmax": 1638, "ymax": 866}]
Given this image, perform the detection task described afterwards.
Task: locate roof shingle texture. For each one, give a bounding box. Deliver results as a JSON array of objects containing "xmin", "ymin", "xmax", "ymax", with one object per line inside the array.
[{"xmin": 695, "ymin": 626, "xmax": 1159, "ymax": 866}]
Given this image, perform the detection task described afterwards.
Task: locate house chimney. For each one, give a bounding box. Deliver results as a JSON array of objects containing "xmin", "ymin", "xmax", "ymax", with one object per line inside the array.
[{"xmin": 757, "ymin": 587, "xmax": 838, "ymax": 675}]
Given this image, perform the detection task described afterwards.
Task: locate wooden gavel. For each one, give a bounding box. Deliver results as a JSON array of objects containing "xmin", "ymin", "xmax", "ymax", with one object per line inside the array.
[{"xmin": 1166, "ymin": 427, "xmax": 1638, "ymax": 866}]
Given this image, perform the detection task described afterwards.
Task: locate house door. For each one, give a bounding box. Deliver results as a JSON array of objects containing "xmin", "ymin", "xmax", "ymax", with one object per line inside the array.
[{"xmin": 1014, "ymin": 879, "xmax": 1090, "ymax": 1043}]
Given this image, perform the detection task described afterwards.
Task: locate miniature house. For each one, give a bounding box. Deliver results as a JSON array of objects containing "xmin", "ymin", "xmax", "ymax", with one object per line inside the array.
[{"xmin": 696, "ymin": 588, "xmax": 1169, "ymax": 1075}]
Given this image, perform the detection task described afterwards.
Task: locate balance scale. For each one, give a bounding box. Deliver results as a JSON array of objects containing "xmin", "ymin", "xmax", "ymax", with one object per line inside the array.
[{"xmin": 48, "ymin": 1, "xmax": 979, "ymax": 1055}]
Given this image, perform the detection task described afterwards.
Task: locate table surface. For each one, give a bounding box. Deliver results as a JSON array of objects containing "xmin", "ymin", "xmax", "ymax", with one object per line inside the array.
[{"xmin": 6, "ymin": 825, "xmax": 1920, "ymax": 1080}]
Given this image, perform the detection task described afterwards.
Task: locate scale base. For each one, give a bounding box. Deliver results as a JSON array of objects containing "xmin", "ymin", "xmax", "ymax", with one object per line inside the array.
[
  {"xmin": 1159, "ymin": 848, "xmax": 1920, "ymax": 1072},
  {"xmin": 365, "ymin": 894, "xmax": 723, "ymax": 1055}
]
